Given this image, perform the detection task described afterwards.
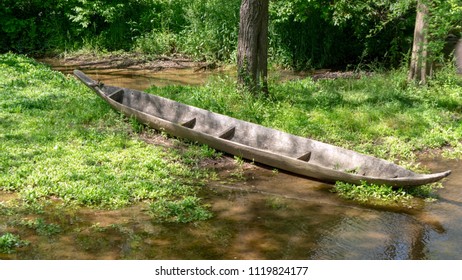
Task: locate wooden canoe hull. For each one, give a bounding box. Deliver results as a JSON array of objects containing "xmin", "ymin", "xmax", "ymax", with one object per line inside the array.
[{"xmin": 74, "ymin": 70, "xmax": 451, "ymax": 187}]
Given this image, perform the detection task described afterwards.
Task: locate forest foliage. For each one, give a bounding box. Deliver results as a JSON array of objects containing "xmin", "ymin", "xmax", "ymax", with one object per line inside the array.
[{"xmin": 2, "ymin": 0, "xmax": 461, "ymax": 70}]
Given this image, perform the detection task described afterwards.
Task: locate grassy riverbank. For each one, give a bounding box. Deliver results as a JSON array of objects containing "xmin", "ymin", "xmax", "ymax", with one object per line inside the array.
[
  {"xmin": 149, "ymin": 68, "xmax": 462, "ymax": 164},
  {"xmin": 0, "ymin": 53, "xmax": 217, "ymax": 226},
  {"xmin": 1, "ymin": 52, "xmax": 462, "ymax": 222}
]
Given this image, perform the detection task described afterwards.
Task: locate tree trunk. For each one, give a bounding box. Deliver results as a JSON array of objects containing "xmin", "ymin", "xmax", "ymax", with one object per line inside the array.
[
  {"xmin": 408, "ymin": 0, "xmax": 430, "ymax": 84},
  {"xmin": 237, "ymin": 0, "xmax": 269, "ymax": 94}
]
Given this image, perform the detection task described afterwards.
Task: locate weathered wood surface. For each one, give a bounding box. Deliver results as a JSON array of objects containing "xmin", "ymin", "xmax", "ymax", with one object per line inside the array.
[{"xmin": 74, "ymin": 70, "xmax": 451, "ymax": 187}]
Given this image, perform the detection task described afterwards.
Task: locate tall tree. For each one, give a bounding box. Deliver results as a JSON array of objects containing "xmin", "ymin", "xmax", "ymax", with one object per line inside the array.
[
  {"xmin": 408, "ymin": 0, "xmax": 430, "ymax": 84},
  {"xmin": 237, "ymin": 0, "xmax": 269, "ymax": 94}
]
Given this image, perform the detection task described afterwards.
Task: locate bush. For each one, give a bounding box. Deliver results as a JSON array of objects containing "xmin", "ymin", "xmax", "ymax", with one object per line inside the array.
[
  {"xmin": 0, "ymin": 0, "xmax": 457, "ymax": 71},
  {"xmin": 0, "ymin": 0, "xmax": 72, "ymax": 53},
  {"xmin": 133, "ymin": 30, "xmax": 178, "ymax": 55},
  {"xmin": 178, "ymin": 0, "xmax": 241, "ymax": 61}
]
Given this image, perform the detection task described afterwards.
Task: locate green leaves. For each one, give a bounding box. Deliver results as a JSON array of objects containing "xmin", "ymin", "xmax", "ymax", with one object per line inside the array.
[{"xmin": 0, "ymin": 233, "xmax": 29, "ymax": 254}]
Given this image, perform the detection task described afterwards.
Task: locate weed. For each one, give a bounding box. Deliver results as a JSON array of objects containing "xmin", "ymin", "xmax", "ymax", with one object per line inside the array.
[
  {"xmin": 407, "ymin": 182, "xmax": 443, "ymax": 202},
  {"xmin": 129, "ymin": 117, "xmax": 146, "ymax": 133},
  {"xmin": 265, "ymin": 197, "xmax": 288, "ymax": 210},
  {"xmin": 230, "ymin": 156, "xmax": 246, "ymax": 179},
  {"xmin": 330, "ymin": 180, "xmax": 442, "ymax": 207},
  {"xmin": 149, "ymin": 196, "xmax": 213, "ymax": 223},
  {"xmin": 181, "ymin": 144, "xmax": 222, "ymax": 165},
  {"xmin": 16, "ymin": 218, "xmax": 62, "ymax": 236},
  {"xmin": 0, "ymin": 233, "xmax": 29, "ymax": 254},
  {"xmin": 133, "ymin": 30, "xmax": 178, "ymax": 56}
]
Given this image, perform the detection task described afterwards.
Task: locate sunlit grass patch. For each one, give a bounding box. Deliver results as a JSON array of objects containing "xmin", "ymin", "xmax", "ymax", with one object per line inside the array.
[
  {"xmin": 0, "ymin": 53, "xmax": 217, "ymax": 221},
  {"xmin": 332, "ymin": 180, "xmax": 442, "ymax": 207},
  {"xmin": 14, "ymin": 218, "xmax": 62, "ymax": 237},
  {"xmin": 149, "ymin": 66, "xmax": 461, "ymax": 203},
  {"xmin": 332, "ymin": 181, "xmax": 412, "ymax": 206},
  {"xmin": 149, "ymin": 68, "xmax": 462, "ymax": 165}
]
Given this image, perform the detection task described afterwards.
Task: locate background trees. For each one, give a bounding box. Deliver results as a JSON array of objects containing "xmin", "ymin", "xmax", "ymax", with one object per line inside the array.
[
  {"xmin": 0, "ymin": 0, "xmax": 72, "ymax": 53},
  {"xmin": 408, "ymin": 0, "xmax": 462, "ymax": 84},
  {"xmin": 1, "ymin": 0, "xmax": 461, "ymax": 77}
]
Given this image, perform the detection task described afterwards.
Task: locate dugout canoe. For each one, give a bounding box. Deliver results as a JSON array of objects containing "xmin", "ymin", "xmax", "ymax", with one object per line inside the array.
[{"xmin": 74, "ymin": 70, "xmax": 451, "ymax": 187}]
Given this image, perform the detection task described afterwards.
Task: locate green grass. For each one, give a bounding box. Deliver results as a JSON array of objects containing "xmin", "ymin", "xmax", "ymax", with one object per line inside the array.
[
  {"xmin": 15, "ymin": 218, "xmax": 62, "ymax": 236},
  {"xmin": 332, "ymin": 181, "xmax": 413, "ymax": 206},
  {"xmin": 332, "ymin": 180, "xmax": 443, "ymax": 207},
  {"xmin": 2, "ymin": 53, "xmax": 461, "ymax": 208},
  {"xmin": 148, "ymin": 66, "xmax": 462, "ymax": 203},
  {"xmin": 0, "ymin": 53, "xmax": 216, "ymax": 221},
  {"xmin": 148, "ymin": 69, "xmax": 462, "ymax": 164}
]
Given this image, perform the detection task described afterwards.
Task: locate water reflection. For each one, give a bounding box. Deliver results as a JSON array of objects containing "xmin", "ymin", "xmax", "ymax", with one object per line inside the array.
[
  {"xmin": 417, "ymin": 159, "xmax": 462, "ymax": 259},
  {"xmin": 39, "ymin": 57, "xmax": 218, "ymax": 90},
  {"xmin": 309, "ymin": 214, "xmax": 430, "ymax": 259}
]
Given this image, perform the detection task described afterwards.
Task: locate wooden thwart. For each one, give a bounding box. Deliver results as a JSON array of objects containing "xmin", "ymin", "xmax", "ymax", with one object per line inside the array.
[
  {"xmin": 218, "ymin": 126, "xmax": 236, "ymax": 140},
  {"xmin": 107, "ymin": 89, "xmax": 124, "ymax": 100},
  {"xmin": 297, "ymin": 152, "xmax": 312, "ymax": 162},
  {"xmin": 181, "ymin": 118, "xmax": 196, "ymax": 129}
]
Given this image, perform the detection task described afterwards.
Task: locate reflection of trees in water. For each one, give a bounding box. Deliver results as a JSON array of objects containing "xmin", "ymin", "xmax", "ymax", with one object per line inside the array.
[{"xmin": 308, "ymin": 212, "xmax": 439, "ymax": 260}]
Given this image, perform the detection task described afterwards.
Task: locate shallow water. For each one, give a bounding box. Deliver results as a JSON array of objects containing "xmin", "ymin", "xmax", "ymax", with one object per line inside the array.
[
  {"xmin": 1, "ymin": 159, "xmax": 460, "ymax": 260},
  {"xmin": 39, "ymin": 57, "xmax": 305, "ymax": 90},
  {"xmin": 205, "ymin": 160, "xmax": 461, "ymax": 260},
  {"xmin": 74, "ymin": 68, "xmax": 211, "ymax": 89},
  {"xmin": 2, "ymin": 60, "xmax": 459, "ymax": 260},
  {"xmin": 414, "ymin": 159, "xmax": 462, "ymax": 259},
  {"xmin": 39, "ymin": 57, "xmax": 212, "ymax": 89}
]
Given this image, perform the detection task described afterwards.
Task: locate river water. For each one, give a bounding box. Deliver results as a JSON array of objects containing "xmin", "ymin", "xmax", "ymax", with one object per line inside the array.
[{"xmin": 2, "ymin": 60, "xmax": 461, "ymax": 259}]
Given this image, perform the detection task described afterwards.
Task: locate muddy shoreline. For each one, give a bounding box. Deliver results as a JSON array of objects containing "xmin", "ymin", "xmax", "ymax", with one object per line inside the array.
[
  {"xmin": 38, "ymin": 53, "xmax": 216, "ymax": 72},
  {"xmin": 38, "ymin": 53, "xmax": 371, "ymax": 81}
]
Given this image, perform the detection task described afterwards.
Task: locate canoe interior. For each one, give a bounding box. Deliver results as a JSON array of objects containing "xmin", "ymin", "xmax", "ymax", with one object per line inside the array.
[{"xmin": 105, "ymin": 85, "xmax": 415, "ymax": 179}]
